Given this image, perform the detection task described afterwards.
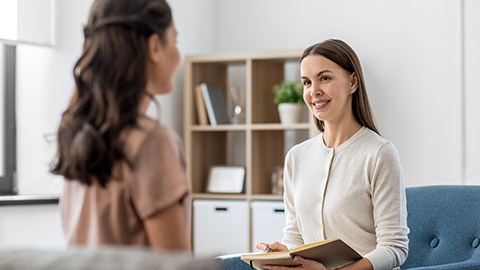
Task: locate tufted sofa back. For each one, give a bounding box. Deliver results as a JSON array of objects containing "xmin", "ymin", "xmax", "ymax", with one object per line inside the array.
[{"xmin": 402, "ymin": 185, "xmax": 480, "ymax": 269}]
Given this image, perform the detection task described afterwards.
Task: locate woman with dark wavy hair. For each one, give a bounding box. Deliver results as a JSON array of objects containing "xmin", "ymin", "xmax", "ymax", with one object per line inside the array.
[
  {"xmin": 257, "ymin": 40, "xmax": 408, "ymax": 270},
  {"xmin": 51, "ymin": 0, "xmax": 189, "ymax": 251}
]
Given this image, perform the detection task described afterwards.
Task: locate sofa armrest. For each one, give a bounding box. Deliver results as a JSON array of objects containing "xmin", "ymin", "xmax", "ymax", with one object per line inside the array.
[
  {"xmin": 217, "ymin": 254, "xmax": 252, "ymax": 270},
  {"xmin": 404, "ymin": 257, "xmax": 480, "ymax": 270}
]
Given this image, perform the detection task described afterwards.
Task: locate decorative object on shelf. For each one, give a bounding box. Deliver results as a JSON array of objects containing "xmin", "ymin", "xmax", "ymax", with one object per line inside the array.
[
  {"xmin": 194, "ymin": 84, "xmax": 209, "ymax": 125},
  {"xmin": 206, "ymin": 166, "xmax": 245, "ymax": 193},
  {"xmin": 200, "ymin": 83, "xmax": 230, "ymax": 125},
  {"xmin": 273, "ymin": 81, "xmax": 304, "ymax": 124},
  {"xmin": 271, "ymin": 166, "xmax": 284, "ymax": 195},
  {"xmin": 230, "ymin": 86, "xmax": 244, "ymax": 124}
]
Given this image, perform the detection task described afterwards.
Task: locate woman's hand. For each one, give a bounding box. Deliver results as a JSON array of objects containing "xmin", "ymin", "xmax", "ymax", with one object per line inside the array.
[
  {"xmin": 263, "ymin": 256, "xmax": 327, "ymax": 270},
  {"xmin": 263, "ymin": 257, "xmax": 373, "ymax": 270},
  {"xmin": 256, "ymin": 241, "xmax": 289, "ymax": 252}
]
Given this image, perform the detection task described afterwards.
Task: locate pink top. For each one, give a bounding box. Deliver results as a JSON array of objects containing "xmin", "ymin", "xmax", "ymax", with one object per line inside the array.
[{"xmin": 61, "ymin": 116, "xmax": 190, "ymax": 247}]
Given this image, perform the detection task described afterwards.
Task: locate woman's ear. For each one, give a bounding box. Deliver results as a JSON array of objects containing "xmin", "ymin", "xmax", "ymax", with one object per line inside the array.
[
  {"xmin": 350, "ymin": 72, "xmax": 358, "ymax": 94},
  {"xmin": 147, "ymin": 33, "xmax": 162, "ymax": 63}
]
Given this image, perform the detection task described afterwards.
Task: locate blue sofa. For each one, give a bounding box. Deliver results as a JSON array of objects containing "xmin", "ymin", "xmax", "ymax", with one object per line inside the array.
[
  {"xmin": 402, "ymin": 185, "xmax": 480, "ymax": 269},
  {"xmin": 219, "ymin": 185, "xmax": 480, "ymax": 269}
]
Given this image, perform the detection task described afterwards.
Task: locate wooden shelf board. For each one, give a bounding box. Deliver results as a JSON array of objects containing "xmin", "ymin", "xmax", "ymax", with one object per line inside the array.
[
  {"xmin": 192, "ymin": 193, "xmax": 247, "ymax": 200},
  {"xmin": 248, "ymin": 49, "xmax": 303, "ymax": 61},
  {"xmin": 185, "ymin": 49, "xmax": 303, "ymax": 63},
  {"xmin": 250, "ymin": 194, "xmax": 284, "ymax": 201},
  {"xmin": 251, "ymin": 123, "xmax": 310, "ymax": 130},
  {"xmin": 191, "ymin": 123, "xmax": 310, "ymax": 132},
  {"xmin": 191, "ymin": 124, "xmax": 247, "ymax": 131},
  {"xmin": 185, "ymin": 54, "xmax": 247, "ymax": 63},
  {"xmin": 192, "ymin": 193, "xmax": 283, "ymax": 201}
]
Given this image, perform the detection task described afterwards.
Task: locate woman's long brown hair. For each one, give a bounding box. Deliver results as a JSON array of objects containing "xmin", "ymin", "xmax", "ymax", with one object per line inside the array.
[
  {"xmin": 51, "ymin": 0, "xmax": 172, "ymax": 187},
  {"xmin": 301, "ymin": 39, "xmax": 379, "ymax": 135}
]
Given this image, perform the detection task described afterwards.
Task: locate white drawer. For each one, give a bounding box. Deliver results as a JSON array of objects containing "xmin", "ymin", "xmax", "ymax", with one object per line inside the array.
[
  {"xmin": 251, "ymin": 200, "xmax": 285, "ymax": 251},
  {"xmin": 193, "ymin": 200, "xmax": 248, "ymax": 257}
]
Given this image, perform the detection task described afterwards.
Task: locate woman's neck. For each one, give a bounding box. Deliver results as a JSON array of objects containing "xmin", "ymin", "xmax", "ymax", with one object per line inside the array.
[
  {"xmin": 138, "ymin": 95, "xmax": 151, "ymax": 114},
  {"xmin": 323, "ymin": 117, "xmax": 362, "ymax": 149}
]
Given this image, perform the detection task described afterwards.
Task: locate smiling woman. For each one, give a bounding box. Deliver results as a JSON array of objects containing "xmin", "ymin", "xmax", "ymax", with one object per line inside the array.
[{"xmin": 256, "ymin": 40, "xmax": 409, "ymax": 270}]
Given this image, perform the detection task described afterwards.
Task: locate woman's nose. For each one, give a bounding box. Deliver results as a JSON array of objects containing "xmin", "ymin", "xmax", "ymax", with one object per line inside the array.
[{"xmin": 310, "ymin": 83, "xmax": 323, "ymax": 97}]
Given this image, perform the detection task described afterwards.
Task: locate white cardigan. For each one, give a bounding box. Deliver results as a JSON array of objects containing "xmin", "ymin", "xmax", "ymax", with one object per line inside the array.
[{"xmin": 281, "ymin": 127, "xmax": 409, "ymax": 270}]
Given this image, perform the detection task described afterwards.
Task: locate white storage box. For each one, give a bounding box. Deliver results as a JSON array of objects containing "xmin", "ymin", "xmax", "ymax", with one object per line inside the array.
[
  {"xmin": 193, "ymin": 200, "xmax": 248, "ymax": 257},
  {"xmin": 251, "ymin": 200, "xmax": 286, "ymax": 251}
]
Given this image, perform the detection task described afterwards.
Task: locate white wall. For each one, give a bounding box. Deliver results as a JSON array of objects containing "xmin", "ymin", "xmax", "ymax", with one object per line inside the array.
[
  {"xmin": 17, "ymin": 0, "xmax": 54, "ymax": 45},
  {"xmin": 215, "ymin": 0, "xmax": 479, "ymax": 187},
  {"xmin": 0, "ymin": 204, "xmax": 64, "ymax": 248},
  {"xmin": 464, "ymin": 0, "xmax": 480, "ymax": 185}
]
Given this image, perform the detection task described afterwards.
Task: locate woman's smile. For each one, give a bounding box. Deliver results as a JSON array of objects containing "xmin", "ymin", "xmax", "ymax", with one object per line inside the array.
[{"xmin": 312, "ymin": 100, "xmax": 330, "ymax": 110}]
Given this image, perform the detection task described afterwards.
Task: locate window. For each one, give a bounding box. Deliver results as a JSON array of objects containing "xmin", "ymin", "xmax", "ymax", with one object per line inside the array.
[
  {"xmin": 0, "ymin": 44, "xmax": 16, "ymax": 194},
  {"xmin": 0, "ymin": 0, "xmax": 54, "ymax": 47},
  {"xmin": 0, "ymin": 0, "xmax": 54, "ymax": 195}
]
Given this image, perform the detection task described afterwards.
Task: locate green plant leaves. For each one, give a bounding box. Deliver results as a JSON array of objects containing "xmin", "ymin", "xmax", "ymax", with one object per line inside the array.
[{"xmin": 273, "ymin": 81, "xmax": 303, "ymax": 104}]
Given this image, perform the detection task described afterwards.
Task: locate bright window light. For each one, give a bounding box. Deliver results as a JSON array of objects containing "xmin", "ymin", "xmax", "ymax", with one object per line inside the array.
[
  {"xmin": 0, "ymin": 0, "xmax": 18, "ymax": 41},
  {"xmin": 0, "ymin": 0, "xmax": 53, "ymax": 46}
]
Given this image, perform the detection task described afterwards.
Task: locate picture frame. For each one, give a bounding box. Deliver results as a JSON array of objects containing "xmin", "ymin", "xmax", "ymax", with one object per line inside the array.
[
  {"xmin": 206, "ymin": 166, "xmax": 245, "ymax": 193},
  {"xmin": 271, "ymin": 166, "xmax": 284, "ymax": 195}
]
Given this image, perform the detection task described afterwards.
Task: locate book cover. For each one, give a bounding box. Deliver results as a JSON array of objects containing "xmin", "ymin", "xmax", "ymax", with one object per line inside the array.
[
  {"xmin": 200, "ymin": 83, "xmax": 230, "ymax": 125},
  {"xmin": 194, "ymin": 84, "xmax": 209, "ymax": 125},
  {"xmin": 241, "ymin": 238, "xmax": 362, "ymax": 269}
]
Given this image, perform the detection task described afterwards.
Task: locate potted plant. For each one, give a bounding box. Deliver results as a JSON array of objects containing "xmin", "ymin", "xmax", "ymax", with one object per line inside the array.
[{"xmin": 273, "ymin": 81, "xmax": 304, "ymax": 124}]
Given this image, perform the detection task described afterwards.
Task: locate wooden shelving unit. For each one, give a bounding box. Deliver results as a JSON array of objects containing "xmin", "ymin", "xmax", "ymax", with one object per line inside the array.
[{"xmin": 183, "ymin": 50, "xmax": 317, "ymax": 250}]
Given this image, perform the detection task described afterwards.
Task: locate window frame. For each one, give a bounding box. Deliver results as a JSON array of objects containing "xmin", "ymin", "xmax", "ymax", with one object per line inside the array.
[{"xmin": 0, "ymin": 44, "xmax": 17, "ymax": 195}]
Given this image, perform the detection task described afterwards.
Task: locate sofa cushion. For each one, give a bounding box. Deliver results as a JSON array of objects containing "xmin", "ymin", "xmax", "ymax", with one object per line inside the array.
[
  {"xmin": 0, "ymin": 246, "xmax": 220, "ymax": 270},
  {"xmin": 405, "ymin": 257, "xmax": 480, "ymax": 270},
  {"xmin": 402, "ymin": 185, "xmax": 480, "ymax": 269}
]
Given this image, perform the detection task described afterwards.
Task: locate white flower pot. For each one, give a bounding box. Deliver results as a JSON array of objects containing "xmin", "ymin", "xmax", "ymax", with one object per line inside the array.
[{"xmin": 278, "ymin": 103, "xmax": 303, "ymax": 124}]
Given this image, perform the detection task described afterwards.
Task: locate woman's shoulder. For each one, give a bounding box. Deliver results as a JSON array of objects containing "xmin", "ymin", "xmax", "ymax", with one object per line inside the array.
[
  {"xmin": 137, "ymin": 116, "xmax": 178, "ymax": 139},
  {"xmin": 357, "ymin": 127, "xmax": 400, "ymax": 159},
  {"xmin": 358, "ymin": 127, "xmax": 394, "ymax": 149},
  {"xmin": 287, "ymin": 133, "xmax": 322, "ymax": 157},
  {"xmin": 123, "ymin": 116, "xmax": 183, "ymax": 160}
]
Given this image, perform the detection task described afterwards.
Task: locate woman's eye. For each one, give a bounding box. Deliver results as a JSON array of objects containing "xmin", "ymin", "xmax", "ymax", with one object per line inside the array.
[
  {"xmin": 320, "ymin": 76, "xmax": 330, "ymax": 81},
  {"xmin": 302, "ymin": 80, "xmax": 311, "ymax": 86}
]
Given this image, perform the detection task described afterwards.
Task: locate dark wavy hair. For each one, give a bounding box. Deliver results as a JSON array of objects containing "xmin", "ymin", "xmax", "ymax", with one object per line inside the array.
[
  {"xmin": 301, "ymin": 39, "xmax": 379, "ymax": 134},
  {"xmin": 51, "ymin": 0, "xmax": 172, "ymax": 187}
]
